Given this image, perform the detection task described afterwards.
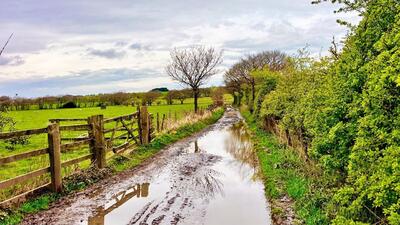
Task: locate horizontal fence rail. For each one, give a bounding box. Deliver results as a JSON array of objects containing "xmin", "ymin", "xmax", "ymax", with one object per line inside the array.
[
  {"xmin": 0, "ymin": 128, "xmax": 47, "ymax": 140},
  {"xmin": 61, "ymin": 139, "xmax": 92, "ymax": 153},
  {"xmin": 104, "ymin": 112, "xmax": 138, "ymax": 123},
  {"xmin": 61, "ymin": 153, "xmax": 94, "ymax": 168},
  {"xmin": 0, "ymin": 147, "xmax": 49, "ymax": 165},
  {"xmin": 0, "ymin": 167, "xmax": 51, "ymax": 190},
  {"xmin": 0, "ymin": 106, "xmax": 154, "ymax": 207},
  {"xmin": 59, "ymin": 124, "xmax": 91, "ymax": 131},
  {"xmin": 49, "ymin": 118, "xmax": 88, "ymax": 123}
]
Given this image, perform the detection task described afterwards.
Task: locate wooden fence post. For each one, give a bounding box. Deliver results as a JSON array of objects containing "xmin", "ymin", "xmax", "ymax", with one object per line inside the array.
[
  {"xmin": 88, "ymin": 117, "xmax": 95, "ymax": 163},
  {"xmin": 88, "ymin": 115, "xmax": 106, "ymax": 168},
  {"xmin": 161, "ymin": 114, "xmax": 166, "ymax": 131},
  {"xmin": 156, "ymin": 112, "xmax": 160, "ymax": 133},
  {"xmin": 149, "ymin": 114, "xmax": 154, "ymax": 142},
  {"xmin": 140, "ymin": 106, "xmax": 150, "ymax": 144},
  {"xmin": 47, "ymin": 123, "xmax": 62, "ymax": 193},
  {"xmin": 137, "ymin": 107, "xmax": 142, "ymax": 144}
]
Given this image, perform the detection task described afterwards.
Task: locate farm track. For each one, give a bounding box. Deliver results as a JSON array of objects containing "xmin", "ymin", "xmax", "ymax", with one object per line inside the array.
[{"xmin": 22, "ymin": 108, "xmax": 271, "ymax": 225}]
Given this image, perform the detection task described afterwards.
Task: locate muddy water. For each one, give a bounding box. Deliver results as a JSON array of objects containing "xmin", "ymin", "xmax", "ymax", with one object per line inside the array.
[{"xmin": 23, "ymin": 110, "xmax": 271, "ymax": 225}]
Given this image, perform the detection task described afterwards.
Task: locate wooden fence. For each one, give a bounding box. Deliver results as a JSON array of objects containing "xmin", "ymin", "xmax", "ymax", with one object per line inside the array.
[{"xmin": 0, "ymin": 106, "xmax": 153, "ymax": 207}]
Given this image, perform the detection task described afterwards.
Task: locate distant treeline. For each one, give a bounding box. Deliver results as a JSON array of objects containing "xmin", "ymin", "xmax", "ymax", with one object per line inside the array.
[{"xmin": 0, "ymin": 88, "xmax": 214, "ymax": 111}]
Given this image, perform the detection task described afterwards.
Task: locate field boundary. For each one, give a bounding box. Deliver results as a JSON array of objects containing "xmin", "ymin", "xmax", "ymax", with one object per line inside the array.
[{"xmin": 0, "ymin": 106, "xmax": 155, "ymax": 207}]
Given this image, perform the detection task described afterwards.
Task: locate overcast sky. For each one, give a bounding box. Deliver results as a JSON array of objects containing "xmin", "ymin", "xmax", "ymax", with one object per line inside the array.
[{"xmin": 0, "ymin": 0, "xmax": 359, "ymax": 97}]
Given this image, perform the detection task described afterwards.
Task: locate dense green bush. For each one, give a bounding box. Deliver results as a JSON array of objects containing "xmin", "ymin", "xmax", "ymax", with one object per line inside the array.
[
  {"xmin": 251, "ymin": 69, "xmax": 279, "ymax": 118},
  {"xmin": 246, "ymin": 1, "xmax": 400, "ymax": 223},
  {"xmin": 331, "ymin": 2, "xmax": 400, "ymax": 224}
]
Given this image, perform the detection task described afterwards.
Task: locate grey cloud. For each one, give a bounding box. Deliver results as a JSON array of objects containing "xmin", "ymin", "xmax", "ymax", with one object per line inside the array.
[
  {"xmin": 0, "ymin": 0, "xmax": 349, "ymax": 54},
  {"xmin": 0, "ymin": 55, "xmax": 25, "ymax": 66},
  {"xmin": 223, "ymin": 17, "xmax": 346, "ymax": 55},
  {"xmin": 0, "ymin": 68, "xmax": 166, "ymax": 97},
  {"xmin": 129, "ymin": 43, "xmax": 154, "ymax": 51},
  {"xmin": 114, "ymin": 41, "xmax": 128, "ymax": 47},
  {"xmin": 87, "ymin": 48, "xmax": 126, "ymax": 59},
  {"xmin": 129, "ymin": 43, "xmax": 142, "ymax": 50}
]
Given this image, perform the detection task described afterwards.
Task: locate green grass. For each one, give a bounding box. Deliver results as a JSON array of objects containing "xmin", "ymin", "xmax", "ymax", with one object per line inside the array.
[
  {"xmin": 0, "ymin": 108, "xmax": 225, "ymax": 225},
  {"xmin": 241, "ymin": 108, "xmax": 329, "ymax": 225},
  {"xmin": 0, "ymin": 193, "xmax": 58, "ymax": 225},
  {"xmin": 7, "ymin": 97, "xmax": 217, "ymax": 130}
]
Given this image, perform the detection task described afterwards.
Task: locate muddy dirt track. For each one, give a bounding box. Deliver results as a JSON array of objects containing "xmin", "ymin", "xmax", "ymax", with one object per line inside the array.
[{"xmin": 22, "ymin": 108, "xmax": 271, "ymax": 225}]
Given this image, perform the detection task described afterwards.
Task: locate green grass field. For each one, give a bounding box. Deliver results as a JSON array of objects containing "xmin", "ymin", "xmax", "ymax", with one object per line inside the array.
[
  {"xmin": 7, "ymin": 97, "xmax": 219, "ymax": 130},
  {"xmin": 0, "ymin": 96, "xmax": 231, "ymax": 201}
]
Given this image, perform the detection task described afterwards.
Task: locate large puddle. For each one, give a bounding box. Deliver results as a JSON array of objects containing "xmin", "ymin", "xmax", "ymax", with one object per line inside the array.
[{"xmin": 84, "ymin": 112, "xmax": 271, "ymax": 225}]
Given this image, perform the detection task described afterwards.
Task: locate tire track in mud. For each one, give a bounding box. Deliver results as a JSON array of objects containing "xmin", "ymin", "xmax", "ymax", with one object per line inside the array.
[{"xmin": 125, "ymin": 152, "xmax": 224, "ymax": 225}]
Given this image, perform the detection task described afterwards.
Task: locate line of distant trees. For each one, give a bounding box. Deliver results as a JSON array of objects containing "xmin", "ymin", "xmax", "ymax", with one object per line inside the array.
[{"xmin": 0, "ymin": 88, "xmax": 214, "ymax": 111}]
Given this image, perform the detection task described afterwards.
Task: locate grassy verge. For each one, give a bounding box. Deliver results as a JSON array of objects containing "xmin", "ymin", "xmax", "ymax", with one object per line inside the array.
[
  {"xmin": 0, "ymin": 108, "xmax": 225, "ymax": 225},
  {"xmin": 241, "ymin": 109, "xmax": 330, "ymax": 225}
]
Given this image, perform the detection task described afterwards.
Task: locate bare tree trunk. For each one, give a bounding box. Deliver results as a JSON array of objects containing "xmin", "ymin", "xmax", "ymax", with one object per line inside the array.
[
  {"xmin": 194, "ymin": 89, "xmax": 199, "ymax": 113},
  {"xmin": 232, "ymin": 93, "xmax": 237, "ymax": 105}
]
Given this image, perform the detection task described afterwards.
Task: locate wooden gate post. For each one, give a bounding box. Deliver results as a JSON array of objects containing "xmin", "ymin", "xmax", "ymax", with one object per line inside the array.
[
  {"xmin": 88, "ymin": 115, "xmax": 106, "ymax": 168},
  {"xmin": 47, "ymin": 123, "xmax": 62, "ymax": 193},
  {"xmin": 140, "ymin": 106, "xmax": 150, "ymax": 144}
]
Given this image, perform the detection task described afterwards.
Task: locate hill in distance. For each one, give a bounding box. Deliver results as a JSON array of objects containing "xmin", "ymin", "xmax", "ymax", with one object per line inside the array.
[{"xmin": 150, "ymin": 87, "xmax": 169, "ymax": 92}]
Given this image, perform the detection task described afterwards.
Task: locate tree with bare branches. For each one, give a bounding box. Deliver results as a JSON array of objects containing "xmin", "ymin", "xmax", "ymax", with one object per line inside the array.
[
  {"xmin": 224, "ymin": 63, "xmax": 246, "ymax": 106},
  {"xmin": 224, "ymin": 50, "xmax": 287, "ymax": 109},
  {"xmin": 166, "ymin": 46, "xmax": 223, "ymax": 112}
]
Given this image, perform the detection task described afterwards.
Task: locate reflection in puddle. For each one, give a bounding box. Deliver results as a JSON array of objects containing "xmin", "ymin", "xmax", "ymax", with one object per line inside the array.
[
  {"xmin": 194, "ymin": 140, "xmax": 200, "ymax": 153},
  {"xmin": 225, "ymin": 121, "xmax": 260, "ymax": 179},
  {"xmin": 199, "ymin": 121, "xmax": 270, "ymax": 225},
  {"xmin": 84, "ymin": 116, "xmax": 270, "ymax": 225},
  {"xmin": 88, "ymin": 183, "xmax": 150, "ymax": 225}
]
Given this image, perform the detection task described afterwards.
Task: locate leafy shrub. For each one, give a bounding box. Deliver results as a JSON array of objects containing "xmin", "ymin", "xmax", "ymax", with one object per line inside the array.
[
  {"xmin": 0, "ymin": 112, "xmax": 29, "ymax": 150},
  {"xmin": 249, "ymin": 1, "xmax": 400, "ymax": 223}
]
